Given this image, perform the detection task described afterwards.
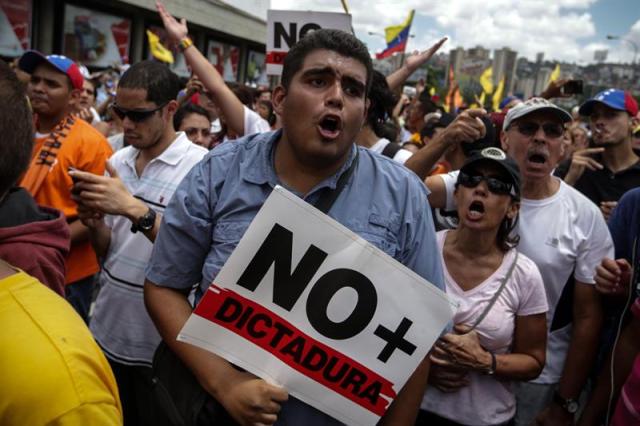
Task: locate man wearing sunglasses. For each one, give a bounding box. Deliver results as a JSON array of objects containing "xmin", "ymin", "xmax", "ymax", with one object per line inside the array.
[
  {"xmin": 424, "ymin": 98, "xmax": 614, "ymax": 426},
  {"xmin": 17, "ymin": 51, "xmax": 113, "ymax": 322},
  {"xmin": 69, "ymin": 60, "xmax": 208, "ymax": 425}
]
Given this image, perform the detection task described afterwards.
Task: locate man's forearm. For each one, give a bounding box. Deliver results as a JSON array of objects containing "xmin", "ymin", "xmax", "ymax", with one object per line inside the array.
[
  {"xmin": 143, "ymin": 281, "xmax": 242, "ymax": 398},
  {"xmin": 379, "ymin": 356, "xmax": 430, "ymax": 425},
  {"xmin": 68, "ymin": 219, "xmax": 90, "ymax": 245},
  {"xmin": 88, "ymin": 223, "xmax": 111, "ymax": 259},
  {"xmin": 558, "ymin": 313, "xmax": 603, "ymax": 399},
  {"xmin": 404, "ymin": 134, "xmax": 450, "ymax": 180},
  {"xmin": 386, "ymin": 64, "xmax": 415, "ymax": 93}
]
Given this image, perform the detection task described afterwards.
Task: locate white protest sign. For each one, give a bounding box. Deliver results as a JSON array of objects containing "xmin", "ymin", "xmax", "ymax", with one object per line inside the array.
[
  {"xmin": 178, "ymin": 186, "xmax": 455, "ymax": 426},
  {"xmin": 266, "ymin": 10, "xmax": 352, "ymax": 75}
]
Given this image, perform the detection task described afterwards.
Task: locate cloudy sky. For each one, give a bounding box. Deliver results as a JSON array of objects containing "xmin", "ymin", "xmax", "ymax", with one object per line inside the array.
[{"xmin": 270, "ymin": 0, "xmax": 640, "ymax": 64}]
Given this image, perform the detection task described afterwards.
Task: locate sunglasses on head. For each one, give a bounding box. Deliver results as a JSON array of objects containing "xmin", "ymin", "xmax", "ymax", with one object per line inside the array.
[
  {"xmin": 458, "ymin": 171, "xmax": 515, "ymax": 196},
  {"xmin": 110, "ymin": 103, "xmax": 167, "ymax": 123},
  {"xmin": 511, "ymin": 121, "xmax": 564, "ymax": 138}
]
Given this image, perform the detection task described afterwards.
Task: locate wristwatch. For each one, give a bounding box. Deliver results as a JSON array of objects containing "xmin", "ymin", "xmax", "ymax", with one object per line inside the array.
[
  {"xmin": 130, "ymin": 207, "xmax": 156, "ymax": 233},
  {"xmin": 553, "ymin": 391, "xmax": 579, "ymax": 414},
  {"xmin": 485, "ymin": 351, "xmax": 497, "ymax": 375}
]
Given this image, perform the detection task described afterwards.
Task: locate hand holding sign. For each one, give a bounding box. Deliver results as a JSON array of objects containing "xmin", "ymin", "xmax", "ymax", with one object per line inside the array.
[{"xmin": 219, "ymin": 370, "xmax": 288, "ymax": 425}]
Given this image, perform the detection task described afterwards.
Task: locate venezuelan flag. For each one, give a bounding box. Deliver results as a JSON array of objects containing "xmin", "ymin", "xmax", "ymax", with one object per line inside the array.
[{"xmin": 376, "ymin": 10, "xmax": 415, "ymax": 59}]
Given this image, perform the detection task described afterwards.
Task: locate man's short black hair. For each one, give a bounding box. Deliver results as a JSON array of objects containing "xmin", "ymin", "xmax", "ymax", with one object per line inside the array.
[
  {"xmin": 117, "ymin": 60, "xmax": 180, "ymax": 106},
  {"xmin": 0, "ymin": 59, "xmax": 34, "ymax": 199},
  {"xmin": 366, "ymin": 71, "xmax": 397, "ymax": 137},
  {"xmin": 281, "ymin": 29, "xmax": 373, "ymax": 94},
  {"xmin": 173, "ymin": 103, "xmax": 211, "ymax": 130}
]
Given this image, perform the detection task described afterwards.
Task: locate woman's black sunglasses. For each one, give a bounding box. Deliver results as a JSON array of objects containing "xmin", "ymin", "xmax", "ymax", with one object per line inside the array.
[
  {"xmin": 110, "ymin": 103, "xmax": 167, "ymax": 123},
  {"xmin": 458, "ymin": 171, "xmax": 515, "ymax": 196}
]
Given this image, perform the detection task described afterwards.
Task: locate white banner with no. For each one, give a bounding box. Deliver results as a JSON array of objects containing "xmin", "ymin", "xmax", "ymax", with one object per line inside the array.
[
  {"xmin": 178, "ymin": 186, "xmax": 455, "ymax": 426},
  {"xmin": 266, "ymin": 10, "xmax": 352, "ymax": 75}
]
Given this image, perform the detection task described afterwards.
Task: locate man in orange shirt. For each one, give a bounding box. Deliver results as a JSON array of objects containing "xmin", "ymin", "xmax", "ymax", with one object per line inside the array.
[{"xmin": 18, "ymin": 51, "xmax": 112, "ymax": 321}]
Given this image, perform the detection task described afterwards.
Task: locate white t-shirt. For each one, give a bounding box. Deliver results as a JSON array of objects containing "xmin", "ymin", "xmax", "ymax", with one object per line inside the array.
[
  {"xmin": 421, "ymin": 230, "xmax": 547, "ymax": 425},
  {"xmin": 222, "ymin": 106, "xmax": 270, "ymax": 143},
  {"xmin": 439, "ymin": 172, "xmax": 614, "ymax": 383},
  {"xmin": 369, "ymin": 138, "xmax": 413, "ymax": 164}
]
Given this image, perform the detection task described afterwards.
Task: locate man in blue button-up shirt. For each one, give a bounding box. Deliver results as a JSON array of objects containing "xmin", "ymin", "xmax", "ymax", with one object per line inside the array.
[{"xmin": 145, "ymin": 13, "xmax": 444, "ymax": 425}]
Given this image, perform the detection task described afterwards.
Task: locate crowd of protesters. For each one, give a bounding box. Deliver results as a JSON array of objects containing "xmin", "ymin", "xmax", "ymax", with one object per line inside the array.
[{"xmin": 1, "ymin": 2, "xmax": 640, "ymax": 425}]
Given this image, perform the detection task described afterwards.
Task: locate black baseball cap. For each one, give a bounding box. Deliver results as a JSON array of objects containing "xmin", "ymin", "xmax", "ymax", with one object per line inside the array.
[{"xmin": 458, "ymin": 147, "xmax": 521, "ymax": 198}]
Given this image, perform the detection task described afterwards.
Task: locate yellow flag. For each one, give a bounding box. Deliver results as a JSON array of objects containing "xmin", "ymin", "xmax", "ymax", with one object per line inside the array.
[
  {"xmin": 479, "ymin": 67, "xmax": 493, "ymax": 95},
  {"xmin": 147, "ymin": 30, "xmax": 174, "ymax": 64},
  {"xmin": 548, "ymin": 64, "xmax": 560, "ymax": 84},
  {"xmin": 492, "ymin": 77, "xmax": 505, "ymax": 111},
  {"xmin": 479, "ymin": 92, "xmax": 486, "ymax": 107}
]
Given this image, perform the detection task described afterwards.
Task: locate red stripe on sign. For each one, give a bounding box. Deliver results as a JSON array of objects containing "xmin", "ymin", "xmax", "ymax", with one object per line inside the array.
[
  {"xmin": 266, "ymin": 51, "xmax": 287, "ymax": 65},
  {"xmin": 194, "ymin": 285, "xmax": 397, "ymax": 417}
]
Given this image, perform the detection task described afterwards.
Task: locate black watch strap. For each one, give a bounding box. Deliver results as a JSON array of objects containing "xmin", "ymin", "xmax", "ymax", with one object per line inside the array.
[{"xmin": 130, "ymin": 207, "xmax": 156, "ymax": 233}]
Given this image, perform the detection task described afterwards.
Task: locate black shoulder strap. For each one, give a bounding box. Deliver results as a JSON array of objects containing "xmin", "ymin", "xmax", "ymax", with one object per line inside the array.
[
  {"xmin": 381, "ymin": 141, "xmax": 402, "ymax": 159},
  {"xmin": 313, "ymin": 149, "xmax": 359, "ymax": 214}
]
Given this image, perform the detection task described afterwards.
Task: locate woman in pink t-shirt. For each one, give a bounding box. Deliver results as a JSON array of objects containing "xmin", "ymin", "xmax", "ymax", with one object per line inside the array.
[{"xmin": 418, "ymin": 148, "xmax": 548, "ymax": 426}]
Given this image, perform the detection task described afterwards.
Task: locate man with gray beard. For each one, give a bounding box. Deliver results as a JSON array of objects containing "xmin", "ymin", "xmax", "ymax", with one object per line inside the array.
[{"xmin": 420, "ymin": 98, "xmax": 614, "ymax": 425}]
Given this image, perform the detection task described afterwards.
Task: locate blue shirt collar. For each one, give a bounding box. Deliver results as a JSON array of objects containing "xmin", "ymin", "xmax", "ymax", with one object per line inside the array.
[{"xmin": 241, "ymin": 129, "xmax": 358, "ymax": 193}]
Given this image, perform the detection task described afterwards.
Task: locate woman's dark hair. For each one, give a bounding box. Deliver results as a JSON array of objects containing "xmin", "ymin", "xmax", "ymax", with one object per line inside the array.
[
  {"xmin": 173, "ymin": 102, "xmax": 211, "ymax": 131},
  {"xmin": 496, "ymin": 214, "xmax": 520, "ymax": 252},
  {"xmin": 366, "ymin": 70, "xmax": 397, "ymax": 137},
  {"xmin": 258, "ymin": 100, "xmax": 276, "ymax": 127},
  {"xmin": 0, "ymin": 59, "xmax": 33, "ymax": 199}
]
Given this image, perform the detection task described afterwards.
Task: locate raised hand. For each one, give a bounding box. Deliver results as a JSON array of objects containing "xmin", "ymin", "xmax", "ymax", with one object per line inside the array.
[
  {"xmin": 156, "ymin": 1, "xmax": 188, "ymax": 44},
  {"xmin": 563, "ymin": 147, "xmax": 604, "ymax": 186},
  {"xmin": 404, "ymin": 37, "xmax": 448, "ymax": 73}
]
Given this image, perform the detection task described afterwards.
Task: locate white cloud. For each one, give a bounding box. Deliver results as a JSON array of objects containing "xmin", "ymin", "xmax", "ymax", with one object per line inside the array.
[{"xmin": 269, "ymin": 0, "xmax": 635, "ymax": 64}]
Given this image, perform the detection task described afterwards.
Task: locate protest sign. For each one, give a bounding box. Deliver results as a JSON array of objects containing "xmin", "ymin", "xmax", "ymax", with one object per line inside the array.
[
  {"xmin": 266, "ymin": 10, "xmax": 352, "ymax": 75},
  {"xmin": 178, "ymin": 186, "xmax": 454, "ymax": 425}
]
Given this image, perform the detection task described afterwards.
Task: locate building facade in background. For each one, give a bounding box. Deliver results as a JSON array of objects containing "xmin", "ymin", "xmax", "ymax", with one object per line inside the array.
[{"xmin": 0, "ymin": 0, "xmax": 267, "ymax": 84}]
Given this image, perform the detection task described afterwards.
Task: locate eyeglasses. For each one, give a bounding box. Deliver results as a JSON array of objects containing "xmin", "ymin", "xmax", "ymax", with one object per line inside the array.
[
  {"xmin": 458, "ymin": 171, "xmax": 515, "ymax": 196},
  {"xmin": 511, "ymin": 121, "xmax": 564, "ymax": 138},
  {"xmin": 110, "ymin": 103, "xmax": 167, "ymax": 123}
]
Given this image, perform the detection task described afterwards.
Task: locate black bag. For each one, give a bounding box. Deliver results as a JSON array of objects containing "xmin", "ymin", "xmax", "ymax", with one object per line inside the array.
[{"xmin": 151, "ymin": 342, "xmax": 237, "ymax": 426}]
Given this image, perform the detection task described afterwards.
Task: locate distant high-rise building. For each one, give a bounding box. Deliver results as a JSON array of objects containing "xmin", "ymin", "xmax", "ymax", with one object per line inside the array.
[
  {"xmin": 467, "ymin": 46, "xmax": 490, "ymax": 61},
  {"xmin": 516, "ymin": 77, "xmax": 536, "ymax": 99},
  {"xmin": 449, "ymin": 47, "xmax": 465, "ymax": 76},
  {"xmin": 493, "ymin": 47, "xmax": 518, "ymax": 94},
  {"xmin": 536, "ymin": 52, "xmax": 544, "ymax": 64},
  {"xmin": 534, "ymin": 67, "xmax": 552, "ymax": 95}
]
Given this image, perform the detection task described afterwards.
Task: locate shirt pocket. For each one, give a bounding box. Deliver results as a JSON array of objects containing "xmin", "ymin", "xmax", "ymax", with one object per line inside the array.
[{"xmin": 353, "ymin": 213, "xmax": 400, "ymax": 258}]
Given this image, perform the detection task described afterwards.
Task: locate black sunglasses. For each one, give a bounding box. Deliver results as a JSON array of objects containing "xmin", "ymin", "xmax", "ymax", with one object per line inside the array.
[
  {"xmin": 110, "ymin": 103, "xmax": 167, "ymax": 123},
  {"xmin": 458, "ymin": 171, "xmax": 515, "ymax": 196},
  {"xmin": 511, "ymin": 121, "xmax": 564, "ymax": 138}
]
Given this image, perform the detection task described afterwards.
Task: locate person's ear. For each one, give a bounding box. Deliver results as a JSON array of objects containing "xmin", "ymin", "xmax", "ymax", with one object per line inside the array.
[
  {"xmin": 629, "ymin": 114, "xmax": 639, "ymax": 135},
  {"xmin": 272, "ymin": 85, "xmax": 287, "ymax": 117},
  {"xmin": 165, "ymin": 99, "xmax": 179, "ymax": 116},
  {"xmin": 506, "ymin": 200, "xmax": 520, "ymax": 220},
  {"xmin": 500, "ymin": 129, "xmax": 509, "ymax": 152}
]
